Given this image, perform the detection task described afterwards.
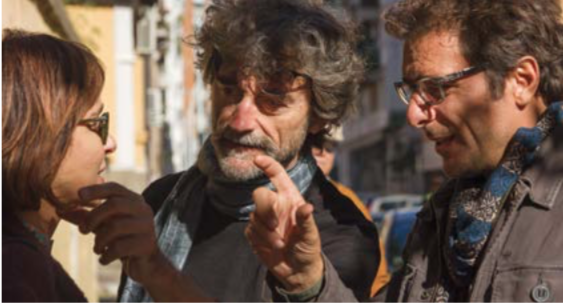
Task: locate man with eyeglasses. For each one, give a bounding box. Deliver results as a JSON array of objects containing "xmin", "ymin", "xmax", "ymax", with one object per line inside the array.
[
  {"xmin": 246, "ymin": 0, "xmax": 563, "ymax": 302},
  {"xmin": 117, "ymin": 0, "xmax": 380, "ymax": 302}
]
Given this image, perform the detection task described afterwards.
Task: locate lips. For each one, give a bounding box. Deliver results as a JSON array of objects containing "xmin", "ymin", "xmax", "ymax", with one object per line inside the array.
[
  {"xmin": 223, "ymin": 135, "xmax": 271, "ymax": 152},
  {"xmin": 432, "ymin": 135, "xmax": 455, "ymax": 155},
  {"xmin": 97, "ymin": 166, "xmax": 106, "ymax": 183},
  {"xmin": 222, "ymin": 138, "xmax": 260, "ymax": 151}
]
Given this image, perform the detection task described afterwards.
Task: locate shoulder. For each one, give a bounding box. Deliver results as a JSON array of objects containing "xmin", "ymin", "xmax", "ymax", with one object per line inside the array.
[
  {"xmin": 308, "ymin": 172, "xmax": 374, "ymax": 230},
  {"xmin": 3, "ymin": 236, "xmax": 48, "ymax": 267},
  {"xmin": 330, "ymin": 180, "xmax": 371, "ymax": 220},
  {"xmin": 2, "ymin": 238, "xmax": 56, "ymax": 301},
  {"xmin": 524, "ymin": 124, "xmax": 563, "ymax": 211}
]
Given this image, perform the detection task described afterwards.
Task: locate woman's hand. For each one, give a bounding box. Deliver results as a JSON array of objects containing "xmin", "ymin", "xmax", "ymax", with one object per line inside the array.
[
  {"xmin": 76, "ymin": 182, "xmax": 163, "ymax": 286},
  {"xmin": 77, "ymin": 182, "xmax": 214, "ymax": 301}
]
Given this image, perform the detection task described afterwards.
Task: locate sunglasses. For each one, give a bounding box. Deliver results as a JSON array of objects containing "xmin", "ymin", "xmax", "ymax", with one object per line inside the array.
[{"xmin": 79, "ymin": 112, "xmax": 109, "ymax": 144}]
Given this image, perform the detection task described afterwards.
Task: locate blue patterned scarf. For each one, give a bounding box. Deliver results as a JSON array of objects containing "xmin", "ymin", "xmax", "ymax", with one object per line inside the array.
[{"xmin": 443, "ymin": 102, "xmax": 563, "ymax": 292}]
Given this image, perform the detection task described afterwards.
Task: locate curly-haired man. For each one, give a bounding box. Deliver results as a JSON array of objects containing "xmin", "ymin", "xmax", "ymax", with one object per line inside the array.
[{"xmin": 117, "ymin": 0, "xmax": 381, "ymax": 301}]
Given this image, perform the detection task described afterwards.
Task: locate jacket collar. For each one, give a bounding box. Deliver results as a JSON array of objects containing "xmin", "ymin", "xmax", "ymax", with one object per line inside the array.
[
  {"xmin": 423, "ymin": 124, "xmax": 563, "ymax": 221},
  {"xmin": 521, "ymin": 124, "xmax": 563, "ymax": 210},
  {"xmin": 418, "ymin": 179, "xmax": 456, "ymax": 223}
]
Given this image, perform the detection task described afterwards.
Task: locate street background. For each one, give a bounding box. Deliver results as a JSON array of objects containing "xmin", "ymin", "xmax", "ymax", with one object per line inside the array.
[{"xmin": 4, "ymin": 0, "xmax": 562, "ymax": 301}]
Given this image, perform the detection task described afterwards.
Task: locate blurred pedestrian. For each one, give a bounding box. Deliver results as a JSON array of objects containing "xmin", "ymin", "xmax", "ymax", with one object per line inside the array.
[
  {"xmin": 118, "ymin": 0, "xmax": 380, "ymax": 302},
  {"xmin": 246, "ymin": 0, "xmax": 563, "ymax": 301},
  {"xmin": 312, "ymin": 127, "xmax": 391, "ymax": 296}
]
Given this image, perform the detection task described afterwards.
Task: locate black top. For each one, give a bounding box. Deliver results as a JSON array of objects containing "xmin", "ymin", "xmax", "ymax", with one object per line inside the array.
[
  {"xmin": 2, "ymin": 211, "xmax": 87, "ymax": 302},
  {"xmin": 120, "ymin": 170, "xmax": 380, "ymax": 302}
]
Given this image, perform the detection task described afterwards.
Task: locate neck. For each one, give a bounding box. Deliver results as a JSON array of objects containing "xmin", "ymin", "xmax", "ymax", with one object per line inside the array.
[
  {"xmin": 284, "ymin": 154, "xmax": 300, "ymax": 172},
  {"xmin": 18, "ymin": 200, "xmax": 60, "ymax": 239}
]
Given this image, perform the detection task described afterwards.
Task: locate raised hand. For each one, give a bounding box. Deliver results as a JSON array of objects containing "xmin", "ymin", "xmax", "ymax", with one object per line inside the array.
[
  {"xmin": 76, "ymin": 183, "xmax": 213, "ymax": 302},
  {"xmin": 76, "ymin": 182, "xmax": 165, "ymax": 286},
  {"xmin": 245, "ymin": 155, "xmax": 324, "ymax": 292}
]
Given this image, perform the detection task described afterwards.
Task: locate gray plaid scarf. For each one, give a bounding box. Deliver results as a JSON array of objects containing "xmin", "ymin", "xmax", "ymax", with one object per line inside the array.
[{"xmin": 120, "ymin": 139, "xmax": 318, "ymax": 302}]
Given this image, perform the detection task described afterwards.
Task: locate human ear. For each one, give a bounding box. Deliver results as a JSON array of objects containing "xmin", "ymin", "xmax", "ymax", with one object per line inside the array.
[{"xmin": 509, "ymin": 56, "xmax": 540, "ymax": 107}]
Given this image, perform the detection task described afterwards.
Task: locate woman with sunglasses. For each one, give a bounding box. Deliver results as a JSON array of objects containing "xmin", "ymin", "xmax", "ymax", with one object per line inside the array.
[{"xmin": 1, "ymin": 30, "xmax": 162, "ymax": 302}]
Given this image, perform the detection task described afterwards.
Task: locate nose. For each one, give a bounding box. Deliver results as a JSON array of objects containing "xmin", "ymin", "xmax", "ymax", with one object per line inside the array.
[
  {"xmin": 228, "ymin": 78, "xmax": 260, "ymax": 132},
  {"xmin": 406, "ymin": 97, "xmax": 435, "ymax": 128},
  {"xmin": 228, "ymin": 94, "xmax": 260, "ymax": 132},
  {"xmin": 104, "ymin": 134, "xmax": 117, "ymax": 154}
]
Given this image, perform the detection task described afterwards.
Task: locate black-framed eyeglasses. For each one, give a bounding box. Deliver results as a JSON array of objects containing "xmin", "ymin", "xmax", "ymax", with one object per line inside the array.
[
  {"xmin": 394, "ymin": 66, "xmax": 483, "ymax": 106},
  {"xmin": 79, "ymin": 112, "xmax": 109, "ymax": 144}
]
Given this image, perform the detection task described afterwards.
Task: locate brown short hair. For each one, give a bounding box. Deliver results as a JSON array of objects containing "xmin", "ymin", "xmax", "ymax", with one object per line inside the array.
[
  {"xmin": 191, "ymin": 0, "xmax": 364, "ymax": 147},
  {"xmin": 2, "ymin": 29, "xmax": 105, "ymax": 211},
  {"xmin": 384, "ymin": 0, "xmax": 563, "ymax": 103}
]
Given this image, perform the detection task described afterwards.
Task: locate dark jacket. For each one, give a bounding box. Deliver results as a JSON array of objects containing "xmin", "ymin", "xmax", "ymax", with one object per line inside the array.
[
  {"xmin": 317, "ymin": 124, "xmax": 563, "ymax": 302},
  {"xmin": 2, "ymin": 211, "xmax": 87, "ymax": 302},
  {"xmin": 118, "ymin": 169, "xmax": 380, "ymax": 302}
]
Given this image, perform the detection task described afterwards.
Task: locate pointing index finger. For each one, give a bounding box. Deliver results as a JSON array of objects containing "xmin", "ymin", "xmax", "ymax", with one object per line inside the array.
[{"xmin": 254, "ymin": 155, "xmax": 299, "ymax": 196}]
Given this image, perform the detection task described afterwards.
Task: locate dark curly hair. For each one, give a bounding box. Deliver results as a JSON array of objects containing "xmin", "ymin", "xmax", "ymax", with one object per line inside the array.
[
  {"xmin": 384, "ymin": 0, "xmax": 563, "ymax": 103},
  {"xmin": 191, "ymin": 0, "xmax": 364, "ymax": 147}
]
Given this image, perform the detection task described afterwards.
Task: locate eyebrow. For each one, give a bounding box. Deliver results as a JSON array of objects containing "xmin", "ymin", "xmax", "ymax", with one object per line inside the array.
[{"xmin": 402, "ymin": 69, "xmax": 423, "ymax": 83}]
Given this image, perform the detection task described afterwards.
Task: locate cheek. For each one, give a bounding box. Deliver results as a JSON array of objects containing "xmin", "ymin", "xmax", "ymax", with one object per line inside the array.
[
  {"xmin": 440, "ymin": 92, "xmax": 493, "ymax": 140},
  {"xmin": 212, "ymin": 103, "xmax": 236, "ymax": 129},
  {"xmin": 464, "ymin": 101, "xmax": 508, "ymax": 147},
  {"xmin": 51, "ymin": 155, "xmax": 84, "ymax": 204},
  {"xmin": 453, "ymin": 110, "xmax": 512, "ymax": 173},
  {"xmin": 472, "ymin": 115, "xmax": 515, "ymax": 165},
  {"xmin": 51, "ymin": 138, "xmax": 105, "ymax": 204}
]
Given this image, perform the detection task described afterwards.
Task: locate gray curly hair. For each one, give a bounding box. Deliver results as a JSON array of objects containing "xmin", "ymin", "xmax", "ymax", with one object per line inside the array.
[{"xmin": 191, "ymin": 0, "xmax": 364, "ymax": 147}]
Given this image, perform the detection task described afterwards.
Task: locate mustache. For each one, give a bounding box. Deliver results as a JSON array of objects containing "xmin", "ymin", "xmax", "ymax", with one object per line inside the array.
[{"xmin": 219, "ymin": 128, "xmax": 278, "ymax": 154}]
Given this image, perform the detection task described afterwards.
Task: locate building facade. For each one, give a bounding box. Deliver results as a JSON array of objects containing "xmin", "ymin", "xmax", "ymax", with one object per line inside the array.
[{"xmin": 335, "ymin": 0, "xmax": 439, "ymax": 199}]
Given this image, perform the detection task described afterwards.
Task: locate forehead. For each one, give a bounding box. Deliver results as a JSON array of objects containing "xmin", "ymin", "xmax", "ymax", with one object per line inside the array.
[
  {"xmin": 402, "ymin": 31, "xmax": 470, "ymax": 81},
  {"xmin": 215, "ymin": 60, "xmax": 309, "ymax": 89}
]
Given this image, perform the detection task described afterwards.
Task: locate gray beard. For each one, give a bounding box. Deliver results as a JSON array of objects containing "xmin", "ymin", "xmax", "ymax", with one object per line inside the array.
[
  {"xmin": 199, "ymin": 134, "xmax": 308, "ymax": 183},
  {"xmin": 197, "ymin": 140, "xmax": 268, "ymax": 182},
  {"xmin": 211, "ymin": 143, "xmax": 303, "ymax": 182},
  {"xmin": 217, "ymin": 152, "xmax": 265, "ymax": 181},
  {"xmin": 207, "ymin": 124, "xmax": 309, "ymax": 182}
]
